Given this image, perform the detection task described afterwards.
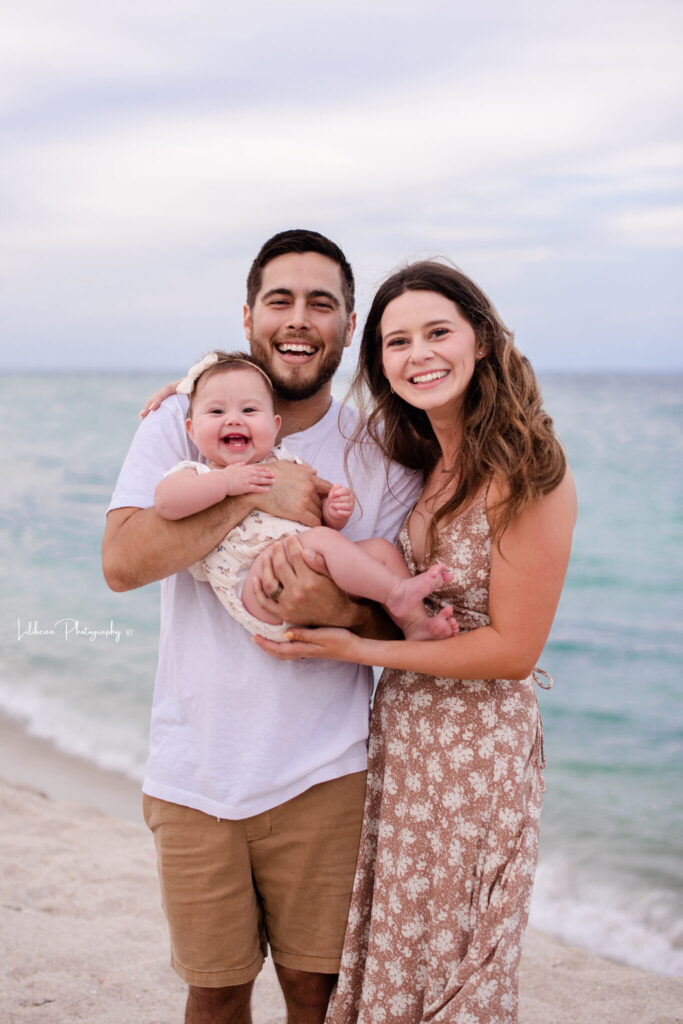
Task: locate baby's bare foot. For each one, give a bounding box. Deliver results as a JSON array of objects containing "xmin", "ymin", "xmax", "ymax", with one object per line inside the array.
[
  {"xmin": 403, "ymin": 605, "xmax": 460, "ymax": 641},
  {"xmin": 385, "ymin": 564, "xmax": 453, "ymax": 636}
]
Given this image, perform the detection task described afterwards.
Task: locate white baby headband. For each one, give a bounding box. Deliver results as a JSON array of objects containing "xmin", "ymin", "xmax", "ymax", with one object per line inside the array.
[{"xmin": 176, "ymin": 353, "xmax": 220, "ymax": 395}]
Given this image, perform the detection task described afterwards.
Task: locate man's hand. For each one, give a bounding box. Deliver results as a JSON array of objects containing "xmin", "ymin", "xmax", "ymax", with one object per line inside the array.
[
  {"xmin": 254, "ymin": 461, "xmax": 331, "ymax": 528},
  {"xmin": 139, "ymin": 380, "xmax": 181, "ymax": 418},
  {"xmin": 251, "ymin": 536, "xmax": 365, "ymax": 629}
]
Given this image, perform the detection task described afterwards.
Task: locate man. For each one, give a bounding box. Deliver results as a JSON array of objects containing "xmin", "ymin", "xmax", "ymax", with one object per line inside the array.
[{"xmin": 102, "ymin": 230, "xmax": 419, "ymax": 1024}]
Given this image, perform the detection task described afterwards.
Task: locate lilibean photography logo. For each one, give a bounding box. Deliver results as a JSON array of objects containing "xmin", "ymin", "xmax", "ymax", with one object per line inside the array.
[{"xmin": 17, "ymin": 618, "xmax": 133, "ymax": 643}]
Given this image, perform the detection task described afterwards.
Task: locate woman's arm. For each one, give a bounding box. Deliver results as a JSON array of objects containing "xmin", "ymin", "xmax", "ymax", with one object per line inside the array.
[
  {"xmin": 255, "ymin": 470, "xmax": 577, "ymax": 677},
  {"xmin": 154, "ymin": 464, "xmax": 275, "ymax": 520}
]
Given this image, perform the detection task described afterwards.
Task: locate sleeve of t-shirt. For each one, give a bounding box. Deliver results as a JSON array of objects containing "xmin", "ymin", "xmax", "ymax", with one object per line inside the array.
[
  {"xmin": 162, "ymin": 460, "xmax": 211, "ymax": 480},
  {"xmin": 374, "ymin": 461, "xmax": 423, "ymax": 543},
  {"xmin": 107, "ymin": 394, "xmax": 197, "ymax": 513}
]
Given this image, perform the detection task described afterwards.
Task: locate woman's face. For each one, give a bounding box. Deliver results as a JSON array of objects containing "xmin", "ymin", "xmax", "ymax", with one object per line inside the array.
[{"xmin": 380, "ymin": 290, "xmax": 479, "ymax": 425}]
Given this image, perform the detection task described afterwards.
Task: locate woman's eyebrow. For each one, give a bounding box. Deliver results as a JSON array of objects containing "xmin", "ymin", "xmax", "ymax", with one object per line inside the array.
[{"xmin": 384, "ymin": 319, "xmax": 452, "ymax": 337}]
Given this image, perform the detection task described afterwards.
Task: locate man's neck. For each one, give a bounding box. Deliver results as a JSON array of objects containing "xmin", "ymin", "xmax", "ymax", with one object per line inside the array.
[{"xmin": 277, "ymin": 385, "xmax": 333, "ymax": 438}]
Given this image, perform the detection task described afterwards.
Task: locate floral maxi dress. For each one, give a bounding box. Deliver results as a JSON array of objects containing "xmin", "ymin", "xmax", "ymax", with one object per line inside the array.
[{"xmin": 327, "ymin": 491, "xmax": 549, "ymax": 1024}]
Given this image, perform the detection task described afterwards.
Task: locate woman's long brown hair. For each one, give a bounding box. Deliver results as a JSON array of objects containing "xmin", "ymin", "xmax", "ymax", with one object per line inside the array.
[{"xmin": 347, "ymin": 261, "xmax": 566, "ymax": 553}]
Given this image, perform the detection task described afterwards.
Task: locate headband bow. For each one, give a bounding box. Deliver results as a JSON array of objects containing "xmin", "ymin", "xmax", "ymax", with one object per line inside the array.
[{"xmin": 176, "ymin": 352, "xmax": 220, "ymax": 395}]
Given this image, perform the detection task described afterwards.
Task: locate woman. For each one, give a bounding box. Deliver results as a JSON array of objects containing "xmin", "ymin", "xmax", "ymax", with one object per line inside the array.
[{"xmin": 257, "ymin": 261, "xmax": 577, "ymax": 1023}]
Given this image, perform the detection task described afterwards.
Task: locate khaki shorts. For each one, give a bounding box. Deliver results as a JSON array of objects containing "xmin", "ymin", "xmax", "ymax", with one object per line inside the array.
[{"xmin": 143, "ymin": 771, "xmax": 366, "ymax": 988}]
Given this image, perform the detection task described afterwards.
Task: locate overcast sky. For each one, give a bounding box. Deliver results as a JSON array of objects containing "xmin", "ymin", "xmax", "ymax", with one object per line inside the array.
[{"xmin": 3, "ymin": 0, "xmax": 682, "ymax": 372}]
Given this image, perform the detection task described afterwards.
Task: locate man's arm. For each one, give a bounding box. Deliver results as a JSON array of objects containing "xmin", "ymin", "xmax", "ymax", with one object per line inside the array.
[
  {"xmin": 103, "ymin": 499, "xmax": 252, "ymax": 591},
  {"xmin": 103, "ymin": 461, "xmax": 327, "ymax": 592}
]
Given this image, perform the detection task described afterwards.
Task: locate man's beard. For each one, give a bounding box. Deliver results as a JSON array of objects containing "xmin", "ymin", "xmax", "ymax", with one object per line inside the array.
[{"xmin": 250, "ymin": 338, "xmax": 345, "ymax": 402}]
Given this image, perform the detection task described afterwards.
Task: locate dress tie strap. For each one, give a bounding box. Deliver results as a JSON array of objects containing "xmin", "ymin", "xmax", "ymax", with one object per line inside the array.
[
  {"xmin": 532, "ymin": 667, "xmax": 553, "ymax": 690},
  {"xmin": 531, "ymin": 668, "xmax": 552, "ymax": 780}
]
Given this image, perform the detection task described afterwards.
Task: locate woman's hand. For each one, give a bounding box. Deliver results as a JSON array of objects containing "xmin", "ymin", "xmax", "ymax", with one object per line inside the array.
[{"xmin": 253, "ymin": 626, "xmax": 364, "ymax": 663}]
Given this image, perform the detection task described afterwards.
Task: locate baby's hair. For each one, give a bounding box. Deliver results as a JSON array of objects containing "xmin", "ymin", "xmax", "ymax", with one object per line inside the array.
[{"xmin": 187, "ymin": 351, "xmax": 275, "ymax": 417}]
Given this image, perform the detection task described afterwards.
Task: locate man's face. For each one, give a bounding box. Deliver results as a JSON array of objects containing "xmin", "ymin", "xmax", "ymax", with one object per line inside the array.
[{"xmin": 243, "ymin": 251, "xmax": 356, "ymax": 402}]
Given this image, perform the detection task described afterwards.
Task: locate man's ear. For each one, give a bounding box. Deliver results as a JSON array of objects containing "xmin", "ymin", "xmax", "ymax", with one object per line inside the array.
[
  {"xmin": 344, "ymin": 311, "xmax": 357, "ymax": 349},
  {"xmin": 243, "ymin": 304, "xmax": 252, "ymax": 341}
]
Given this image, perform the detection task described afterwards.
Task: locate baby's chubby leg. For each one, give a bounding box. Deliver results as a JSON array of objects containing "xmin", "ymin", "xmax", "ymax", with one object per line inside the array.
[
  {"xmin": 240, "ymin": 532, "xmax": 458, "ymax": 638},
  {"xmin": 294, "ymin": 529, "xmax": 458, "ymax": 640}
]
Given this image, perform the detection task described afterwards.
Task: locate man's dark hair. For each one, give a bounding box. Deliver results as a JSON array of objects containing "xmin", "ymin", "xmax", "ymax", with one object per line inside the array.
[{"xmin": 245, "ymin": 229, "xmax": 355, "ymax": 314}]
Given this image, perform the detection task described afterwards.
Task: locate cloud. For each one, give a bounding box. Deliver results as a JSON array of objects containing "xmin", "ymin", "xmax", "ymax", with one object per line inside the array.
[
  {"xmin": 611, "ymin": 205, "xmax": 683, "ymax": 248},
  {"xmin": 2, "ymin": 0, "xmax": 682, "ymax": 369}
]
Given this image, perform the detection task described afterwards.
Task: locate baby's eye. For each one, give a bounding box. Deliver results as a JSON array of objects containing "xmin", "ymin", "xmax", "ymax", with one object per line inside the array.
[
  {"xmin": 210, "ymin": 407, "xmax": 224, "ymax": 415},
  {"xmin": 243, "ymin": 406, "xmax": 256, "ymax": 414}
]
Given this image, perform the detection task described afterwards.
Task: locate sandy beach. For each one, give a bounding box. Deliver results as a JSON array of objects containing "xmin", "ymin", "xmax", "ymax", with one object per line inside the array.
[{"xmin": 1, "ymin": 715, "xmax": 682, "ymax": 1024}]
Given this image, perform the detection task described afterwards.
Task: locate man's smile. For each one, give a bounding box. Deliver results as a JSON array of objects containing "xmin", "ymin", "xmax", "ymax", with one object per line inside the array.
[{"xmin": 275, "ymin": 340, "xmax": 318, "ymax": 360}]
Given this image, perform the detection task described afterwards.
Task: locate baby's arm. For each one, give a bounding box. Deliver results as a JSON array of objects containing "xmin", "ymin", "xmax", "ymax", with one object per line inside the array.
[
  {"xmin": 155, "ymin": 464, "xmax": 275, "ymax": 520},
  {"xmin": 322, "ymin": 484, "xmax": 355, "ymax": 531}
]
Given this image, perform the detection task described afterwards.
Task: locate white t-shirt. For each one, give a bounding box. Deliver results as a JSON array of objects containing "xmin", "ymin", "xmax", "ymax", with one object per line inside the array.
[{"xmin": 108, "ymin": 395, "xmax": 421, "ymax": 819}]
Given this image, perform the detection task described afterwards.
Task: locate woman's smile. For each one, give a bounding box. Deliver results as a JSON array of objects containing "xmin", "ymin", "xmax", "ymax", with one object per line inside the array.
[{"xmin": 408, "ymin": 368, "xmax": 451, "ymax": 387}]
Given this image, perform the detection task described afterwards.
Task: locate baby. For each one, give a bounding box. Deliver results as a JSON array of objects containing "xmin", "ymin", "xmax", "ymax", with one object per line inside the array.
[{"xmin": 154, "ymin": 351, "xmax": 458, "ymax": 641}]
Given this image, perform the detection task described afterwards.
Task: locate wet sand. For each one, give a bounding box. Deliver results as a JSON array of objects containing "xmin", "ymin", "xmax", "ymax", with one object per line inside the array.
[{"xmin": 1, "ymin": 716, "xmax": 681, "ymax": 1023}]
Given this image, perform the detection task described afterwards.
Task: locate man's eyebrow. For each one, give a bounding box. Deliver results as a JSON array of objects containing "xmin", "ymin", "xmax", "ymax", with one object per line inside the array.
[
  {"xmin": 261, "ymin": 287, "xmax": 340, "ymax": 308},
  {"xmin": 261, "ymin": 288, "xmax": 294, "ymax": 302},
  {"xmin": 308, "ymin": 289, "xmax": 340, "ymax": 308}
]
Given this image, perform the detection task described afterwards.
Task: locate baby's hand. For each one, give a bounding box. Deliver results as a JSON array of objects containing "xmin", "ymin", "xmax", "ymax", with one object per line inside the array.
[
  {"xmin": 222, "ymin": 463, "xmax": 275, "ymax": 496},
  {"xmin": 323, "ymin": 484, "xmax": 355, "ymax": 530}
]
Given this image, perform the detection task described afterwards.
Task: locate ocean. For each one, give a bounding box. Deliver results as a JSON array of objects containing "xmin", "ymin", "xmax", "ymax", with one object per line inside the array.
[{"xmin": 1, "ymin": 371, "xmax": 682, "ymax": 977}]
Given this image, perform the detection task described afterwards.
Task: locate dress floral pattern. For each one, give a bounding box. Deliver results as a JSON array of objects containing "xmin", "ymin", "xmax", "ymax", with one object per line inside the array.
[{"xmin": 327, "ymin": 490, "xmax": 549, "ymax": 1024}]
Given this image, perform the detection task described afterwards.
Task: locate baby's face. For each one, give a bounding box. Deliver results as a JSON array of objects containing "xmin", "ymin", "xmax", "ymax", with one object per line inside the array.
[{"xmin": 187, "ymin": 368, "xmax": 280, "ymax": 467}]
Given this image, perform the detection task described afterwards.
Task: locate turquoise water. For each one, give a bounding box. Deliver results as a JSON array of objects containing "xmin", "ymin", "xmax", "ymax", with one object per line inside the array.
[
  {"xmin": 530, "ymin": 375, "xmax": 683, "ymax": 975},
  {"xmin": 1, "ymin": 372, "xmax": 681, "ymax": 975}
]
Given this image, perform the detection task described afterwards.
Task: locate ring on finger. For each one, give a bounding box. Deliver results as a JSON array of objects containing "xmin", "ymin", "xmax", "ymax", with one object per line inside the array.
[{"xmin": 269, "ymin": 582, "xmax": 284, "ymax": 601}]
